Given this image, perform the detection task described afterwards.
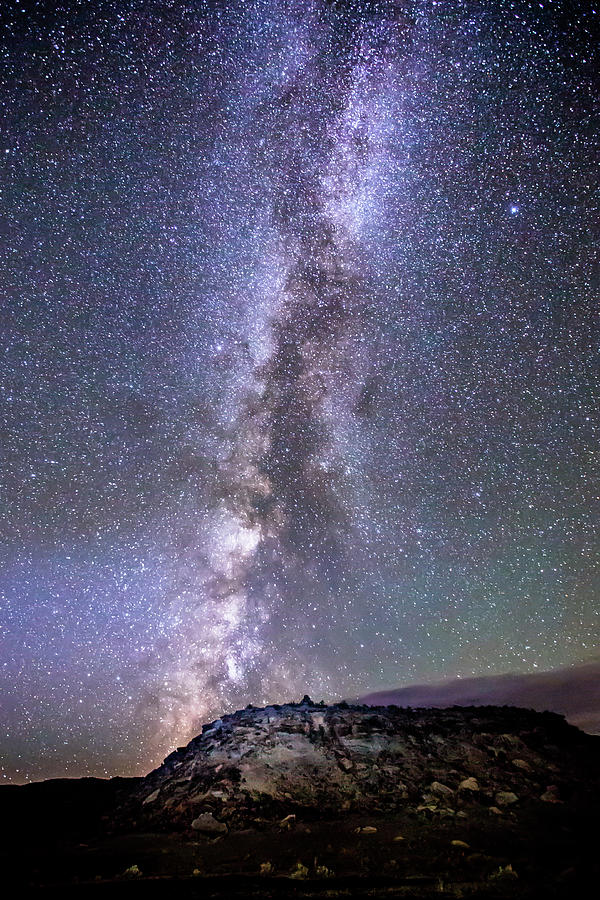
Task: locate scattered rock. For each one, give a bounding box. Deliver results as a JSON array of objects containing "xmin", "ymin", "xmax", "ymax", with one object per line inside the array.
[
  {"xmin": 315, "ymin": 864, "xmax": 334, "ymax": 878},
  {"xmin": 121, "ymin": 865, "xmax": 142, "ymax": 879},
  {"xmin": 489, "ymin": 863, "xmax": 518, "ymax": 881},
  {"xmin": 540, "ymin": 787, "xmax": 562, "ymax": 803},
  {"xmin": 191, "ymin": 813, "xmax": 228, "ymax": 835},
  {"xmin": 290, "ymin": 861, "xmax": 309, "ymax": 879},
  {"xmin": 458, "ymin": 777, "xmax": 479, "ymax": 792},
  {"xmin": 512, "ymin": 758, "xmax": 531, "ymax": 771},
  {"xmin": 142, "ymin": 789, "xmax": 159, "ymax": 805},
  {"xmin": 451, "ymin": 840, "xmax": 470, "ymax": 849},
  {"xmin": 279, "ymin": 814, "xmax": 296, "ymax": 829},
  {"xmin": 430, "ymin": 781, "xmax": 454, "ymax": 797},
  {"xmin": 495, "ymin": 791, "xmax": 518, "ymax": 807},
  {"xmin": 355, "ymin": 825, "xmax": 377, "ymax": 834},
  {"xmin": 439, "ymin": 808, "xmax": 455, "ymax": 818},
  {"xmin": 393, "ymin": 835, "xmax": 405, "ymax": 841}
]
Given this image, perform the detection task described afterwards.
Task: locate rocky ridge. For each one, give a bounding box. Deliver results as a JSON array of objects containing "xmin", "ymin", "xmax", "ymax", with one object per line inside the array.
[{"xmin": 127, "ymin": 697, "xmax": 599, "ymax": 834}]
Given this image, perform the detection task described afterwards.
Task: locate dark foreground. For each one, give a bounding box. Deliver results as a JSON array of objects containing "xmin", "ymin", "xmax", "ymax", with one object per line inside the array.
[{"xmin": 1, "ymin": 790, "xmax": 598, "ymax": 898}]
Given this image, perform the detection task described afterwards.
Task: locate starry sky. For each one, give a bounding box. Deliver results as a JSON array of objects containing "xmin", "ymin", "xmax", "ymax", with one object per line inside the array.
[{"xmin": 1, "ymin": 0, "xmax": 598, "ymax": 783}]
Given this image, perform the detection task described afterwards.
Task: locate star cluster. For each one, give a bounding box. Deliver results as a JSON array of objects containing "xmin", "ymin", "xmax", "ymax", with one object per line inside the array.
[{"xmin": 1, "ymin": 0, "xmax": 598, "ymax": 782}]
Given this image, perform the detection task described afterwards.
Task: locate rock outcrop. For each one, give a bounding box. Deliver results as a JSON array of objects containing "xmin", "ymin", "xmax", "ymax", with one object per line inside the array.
[{"xmin": 125, "ymin": 699, "xmax": 599, "ymax": 832}]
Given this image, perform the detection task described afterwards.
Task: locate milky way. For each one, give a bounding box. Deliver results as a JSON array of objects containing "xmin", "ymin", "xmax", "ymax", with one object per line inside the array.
[{"xmin": 1, "ymin": 0, "xmax": 599, "ymax": 781}]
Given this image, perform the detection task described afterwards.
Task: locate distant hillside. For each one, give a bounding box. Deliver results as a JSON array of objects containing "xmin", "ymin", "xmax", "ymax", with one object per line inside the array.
[{"xmin": 356, "ymin": 661, "xmax": 600, "ymax": 734}]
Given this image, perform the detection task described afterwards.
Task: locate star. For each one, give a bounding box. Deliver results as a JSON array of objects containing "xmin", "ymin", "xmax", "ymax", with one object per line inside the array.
[{"xmin": 0, "ymin": 0, "xmax": 597, "ymax": 783}]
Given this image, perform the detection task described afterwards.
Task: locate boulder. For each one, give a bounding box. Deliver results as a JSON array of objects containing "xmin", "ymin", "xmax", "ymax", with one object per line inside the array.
[
  {"xmin": 191, "ymin": 813, "xmax": 228, "ymax": 834},
  {"xmin": 429, "ymin": 781, "xmax": 454, "ymax": 797},
  {"xmin": 458, "ymin": 777, "xmax": 479, "ymax": 792}
]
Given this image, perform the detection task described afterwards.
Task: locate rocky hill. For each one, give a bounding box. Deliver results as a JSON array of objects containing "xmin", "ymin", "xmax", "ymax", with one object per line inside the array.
[
  {"xmin": 125, "ymin": 697, "xmax": 599, "ymax": 834},
  {"xmin": 3, "ymin": 699, "xmax": 600, "ymax": 895}
]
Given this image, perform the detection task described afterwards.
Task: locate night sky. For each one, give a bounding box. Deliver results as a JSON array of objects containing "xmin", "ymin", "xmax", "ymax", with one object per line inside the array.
[{"xmin": 1, "ymin": 0, "xmax": 598, "ymax": 783}]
